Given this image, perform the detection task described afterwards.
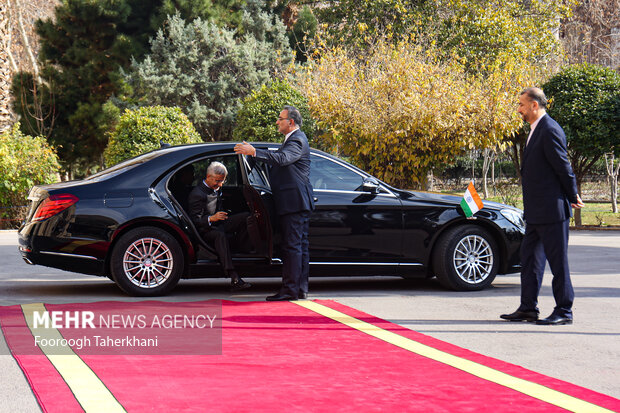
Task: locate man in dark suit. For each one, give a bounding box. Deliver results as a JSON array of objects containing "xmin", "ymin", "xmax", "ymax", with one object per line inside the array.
[
  {"xmin": 188, "ymin": 161, "xmax": 251, "ymax": 292},
  {"xmin": 501, "ymin": 87, "xmax": 584, "ymax": 325},
  {"xmin": 234, "ymin": 106, "xmax": 315, "ymax": 301}
]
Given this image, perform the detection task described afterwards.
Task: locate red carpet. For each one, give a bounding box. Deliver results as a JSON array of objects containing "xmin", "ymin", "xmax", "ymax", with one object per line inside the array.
[{"xmin": 1, "ymin": 300, "xmax": 619, "ymax": 412}]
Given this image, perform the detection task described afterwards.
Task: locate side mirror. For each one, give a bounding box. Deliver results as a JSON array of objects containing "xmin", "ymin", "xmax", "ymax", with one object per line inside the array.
[{"xmin": 362, "ymin": 177, "xmax": 380, "ymax": 194}]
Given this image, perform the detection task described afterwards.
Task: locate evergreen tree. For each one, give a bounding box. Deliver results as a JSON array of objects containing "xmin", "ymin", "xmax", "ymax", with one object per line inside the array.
[
  {"xmin": 10, "ymin": 0, "xmax": 248, "ymax": 175},
  {"xmin": 126, "ymin": 5, "xmax": 293, "ymax": 141},
  {"xmin": 287, "ymin": 5, "xmax": 317, "ymax": 63},
  {"xmin": 152, "ymin": 0, "xmax": 244, "ymax": 31},
  {"xmin": 12, "ymin": 0, "xmax": 135, "ymax": 174}
]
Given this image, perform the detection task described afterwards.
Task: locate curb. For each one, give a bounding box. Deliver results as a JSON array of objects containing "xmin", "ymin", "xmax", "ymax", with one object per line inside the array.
[{"xmin": 571, "ymin": 226, "xmax": 620, "ymax": 231}]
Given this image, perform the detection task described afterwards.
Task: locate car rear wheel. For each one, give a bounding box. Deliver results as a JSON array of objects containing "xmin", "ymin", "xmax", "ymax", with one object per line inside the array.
[
  {"xmin": 110, "ymin": 227, "xmax": 184, "ymax": 296},
  {"xmin": 432, "ymin": 225, "xmax": 499, "ymax": 291}
]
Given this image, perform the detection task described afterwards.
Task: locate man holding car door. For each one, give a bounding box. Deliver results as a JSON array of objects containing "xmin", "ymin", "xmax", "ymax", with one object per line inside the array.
[{"xmin": 234, "ymin": 106, "xmax": 315, "ymax": 301}]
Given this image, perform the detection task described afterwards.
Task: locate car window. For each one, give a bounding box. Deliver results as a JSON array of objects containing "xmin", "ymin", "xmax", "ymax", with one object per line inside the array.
[
  {"xmin": 310, "ymin": 155, "xmax": 365, "ymax": 191},
  {"xmin": 243, "ymin": 156, "xmax": 270, "ymax": 189},
  {"xmin": 85, "ymin": 151, "xmax": 166, "ymax": 182},
  {"xmin": 182, "ymin": 155, "xmax": 242, "ymax": 188}
]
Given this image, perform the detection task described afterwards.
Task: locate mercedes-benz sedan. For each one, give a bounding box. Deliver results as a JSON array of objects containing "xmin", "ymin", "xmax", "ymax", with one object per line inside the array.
[{"xmin": 18, "ymin": 143, "xmax": 524, "ymax": 296}]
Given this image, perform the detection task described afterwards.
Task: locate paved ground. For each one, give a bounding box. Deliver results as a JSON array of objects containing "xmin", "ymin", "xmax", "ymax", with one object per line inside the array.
[{"xmin": 0, "ymin": 230, "xmax": 618, "ymax": 411}]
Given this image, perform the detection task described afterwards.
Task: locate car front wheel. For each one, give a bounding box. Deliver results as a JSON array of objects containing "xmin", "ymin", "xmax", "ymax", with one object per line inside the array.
[
  {"xmin": 432, "ymin": 225, "xmax": 499, "ymax": 291},
  {"xmin": 110, "ymin": 227, "xmax": 184, "ymax": 296}
]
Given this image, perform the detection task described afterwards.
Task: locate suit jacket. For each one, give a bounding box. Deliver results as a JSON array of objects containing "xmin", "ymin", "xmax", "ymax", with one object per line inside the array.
[
  {"xmin": 188, "ymin": 182, "xmax": 222, "ymax": 233},
  {"xmin": 521, "ymin": 114, "xmax": 578, "ymax": 225},
  {"xmin": 254, "ymin": 129, "xmax": 315, "ymax": 216}
]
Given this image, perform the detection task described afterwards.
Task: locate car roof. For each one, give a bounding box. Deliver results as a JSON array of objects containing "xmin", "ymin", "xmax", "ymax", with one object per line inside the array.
[{"xmin": 79, "ymin": 142, "xmax": 379, "ymax": 191}]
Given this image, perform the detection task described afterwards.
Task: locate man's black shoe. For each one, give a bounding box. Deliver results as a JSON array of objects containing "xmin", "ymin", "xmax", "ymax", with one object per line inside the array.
[
  {"xmin": 536, "ymin": 314, "xmax": 573, "ymax": 325},
  {"xmin": 500, "ymin": 310, "xmax": 538, "ymax": 322},
  {"xmin": 266, "ymin": 293, "xmax": 297, "ymax": 301},
  {"xmin": 298, "ymin": 292, "xmax": 308, "ymax": 299},
  {"xmin": 230, "ymin": 279, "xmax": 252, "ymax": 292}
]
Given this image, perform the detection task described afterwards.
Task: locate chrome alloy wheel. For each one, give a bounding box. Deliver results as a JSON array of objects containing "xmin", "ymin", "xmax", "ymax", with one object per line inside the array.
[
  {"xmin": 452, "ymin": 235, "xmax": 494, "ymax": 285},
  {"xmin": 123, "ymin": 237, "xmax": 174, "ymax": 288}
]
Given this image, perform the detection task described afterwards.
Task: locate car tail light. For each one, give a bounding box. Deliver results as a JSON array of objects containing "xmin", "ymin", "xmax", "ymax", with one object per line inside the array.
[{"xmin": 32, "ymin": 194, "xmax": 79, "ymax": 221}]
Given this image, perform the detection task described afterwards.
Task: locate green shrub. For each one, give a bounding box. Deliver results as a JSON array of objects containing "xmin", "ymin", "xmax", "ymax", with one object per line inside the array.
[
  {"xmin": 544, "ymin": 63, "xmax": 620, "ymax": 163},
  {"xmin": 543, "ymin": 63, "xmax": 620, "ymax": 225},
  {"xmin": 233, "ymin": 79, "xmax": 316, "ymax": 143},
  {"xmin": 0, "ymin": 124, "xmax": 61, "ymax": 227},
  {"xmin": 104, "ymin": 106, "xmax": 202, "ymax": 167}
]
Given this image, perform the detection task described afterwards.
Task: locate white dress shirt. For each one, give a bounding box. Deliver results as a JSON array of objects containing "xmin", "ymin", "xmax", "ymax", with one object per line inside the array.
[
  {"xmin": 284, "ymin": 127, "xmax": 300, "ymax": 142},
  {"xmin": 526, "ymin": 113, "xmax": 545, "ymax": 147}
]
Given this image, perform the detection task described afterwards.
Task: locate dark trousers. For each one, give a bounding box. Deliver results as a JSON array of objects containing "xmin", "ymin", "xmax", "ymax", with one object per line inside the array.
[
  {"xmin": 202, "ymin": 212, "xmax": 249, "ymax": 274},
  {"xmin": 518, "ymin": 219, "xmax": 574, "ymax": 316},
  {"xmin": 278, "ymin": 211, "xmax": 310, "ymax": 297}
]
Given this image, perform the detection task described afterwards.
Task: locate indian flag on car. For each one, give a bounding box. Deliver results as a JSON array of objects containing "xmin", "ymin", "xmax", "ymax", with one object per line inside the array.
[{"xmin": 460, "ymin": 181, "xmax": 484, "ymax": 217}]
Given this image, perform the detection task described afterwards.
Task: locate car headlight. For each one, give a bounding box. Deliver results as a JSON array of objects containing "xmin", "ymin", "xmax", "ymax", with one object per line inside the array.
[{"xmin": 500, "ymin": 208, "xmax": 525, "ymax": 229}]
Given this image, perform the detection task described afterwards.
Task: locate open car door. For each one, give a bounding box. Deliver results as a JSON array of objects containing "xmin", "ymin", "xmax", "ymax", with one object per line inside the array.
[{"xmin": 239, "ymin": 154, "xmax": 273, "ymax": 258}]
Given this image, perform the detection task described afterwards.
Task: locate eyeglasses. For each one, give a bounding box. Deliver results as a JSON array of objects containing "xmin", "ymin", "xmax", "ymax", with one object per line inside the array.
[{"xmin": 277, "ymin": 117, "xmax": 290, "ymax": 121}]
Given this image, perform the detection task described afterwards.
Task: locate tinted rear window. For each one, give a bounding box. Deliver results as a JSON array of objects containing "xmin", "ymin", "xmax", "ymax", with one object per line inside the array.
[{"xmin": 84, "ymin": 151, "xmax": 166, "ymax": 182}]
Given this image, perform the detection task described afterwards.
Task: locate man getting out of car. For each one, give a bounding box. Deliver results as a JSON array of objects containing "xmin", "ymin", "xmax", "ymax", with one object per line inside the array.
[{"xmin": 187, "ymin": 161, "xmax": 252, "ymax": 292}]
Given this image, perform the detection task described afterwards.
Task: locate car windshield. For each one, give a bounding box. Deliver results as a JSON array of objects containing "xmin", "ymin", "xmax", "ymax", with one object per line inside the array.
[{"xmin": 84, "ymin": 151, "xmax": 167, "ymax": 182}]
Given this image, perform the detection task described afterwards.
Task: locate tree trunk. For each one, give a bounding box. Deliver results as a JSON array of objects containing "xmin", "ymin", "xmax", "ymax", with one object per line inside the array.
[
  {"xmin": 482, "ymin": 148, "xmax": 495, "ymax": 199},
  {"xmin": 611, "ymin": 176, "xmax": 618, "ymax": 214},
  {"xmin": 605, "ymin": 153, "xmax": 619, "ymax": 214},
  {"xmin": 425, "ymin": 169, "xmax": 434, "ymax": 192},
  {"xmin": 14, "ymin": 0, "xmax": 40, "ymax": 82},
  {"xmin": 2, "ymin": 0, "xmax": 18, "ymax": 72},
  {"xmin": 507, "ymin": 134, "xmax": 524, "ymax": 184},
  {"xmin": 0, "ymin": 1, "xmax": 13, "ymax": 133},
  {"xmin": 573, "ymin": 182, "xmax": 582, "ymax": 226},
  {"xmin": 491, "ymin": 158, "xmax": 496, "ymax": 197},
  {"xmin": 470, "ymin": 149, "xmax": 478, "ymax": 184}
]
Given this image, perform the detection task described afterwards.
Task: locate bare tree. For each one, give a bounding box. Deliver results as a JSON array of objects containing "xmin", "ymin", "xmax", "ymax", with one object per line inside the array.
[
  {"xmin": 13, "ymin": 0, "xmax": 41, "ymax": 82},
  {"xmin": 14, "ymin": 73, "xmax": 56, "ymax": 139},
  {"xmin": 0, "ymin": 2, "xmax": 13, "ymax": 133},
  {"xmin": 3, "ymin": 0, "xmax": 58, "ymax": 137},
  {"xmin": 481, "ymin": 147, "xmax": 497, "ymax": 199},
  {"xmin": 605, "ymin": 153, "xmax": 620, "ymax": 213},
  {"xmin": 561, "ymin": 0, "xmax": 620, "ymax": 69},
  {"xmin": 6, "ymin": 0, "xmax": 56, "ymax": 74},
  {"xmin": 0, "ymin": 0, "xmax": 57, "ymax": 133}
]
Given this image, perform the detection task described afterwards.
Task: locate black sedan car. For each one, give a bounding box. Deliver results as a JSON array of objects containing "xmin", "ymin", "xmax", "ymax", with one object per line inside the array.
[{"xmin": 18, "ymin": 143, "xmax": 524, "ymax": 296}]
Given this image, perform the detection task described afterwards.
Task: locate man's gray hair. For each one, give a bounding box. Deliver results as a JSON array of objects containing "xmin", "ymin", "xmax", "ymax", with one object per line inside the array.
[
  {"xmin": 520, "ymin": 87, "xmax": 548, "ymax": 109},
  {"xmin": 207, "ymin": 161, "xmax": 227, "ymax": 176},
  {"xmin": 284, "ymin": 105, "xmax": 303, "ymax": 127}
]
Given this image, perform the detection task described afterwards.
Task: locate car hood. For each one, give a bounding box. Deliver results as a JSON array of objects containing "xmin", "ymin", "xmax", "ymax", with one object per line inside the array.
[{"xmin": 402, "ymin": 190, "xmax": 519, "ymax": 212}]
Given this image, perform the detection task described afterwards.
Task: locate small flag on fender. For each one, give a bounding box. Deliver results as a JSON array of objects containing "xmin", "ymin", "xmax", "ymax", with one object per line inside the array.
[{"xmin": 460, "ymin": 181, "xmax": 484, "ymax": 217}]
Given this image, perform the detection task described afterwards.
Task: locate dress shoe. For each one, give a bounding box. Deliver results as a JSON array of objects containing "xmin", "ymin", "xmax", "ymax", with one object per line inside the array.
[
  {"xmin": 536, "ymin": 314, "xmax": 573, "ymax": 325},
  {"xmin": 298, "ymin": 292, "xmax": 308, "ymax": 299},
  {"xmin": 266, "ymin": 293, "xmax": 297, "ymax": 301},
  {"xmin": 500, "ymin": 310, "xmax": 539, "ymax": 322},
  {"xmin": 230, "ymin": 279, "xmax": 252, "ymax": 292}
]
